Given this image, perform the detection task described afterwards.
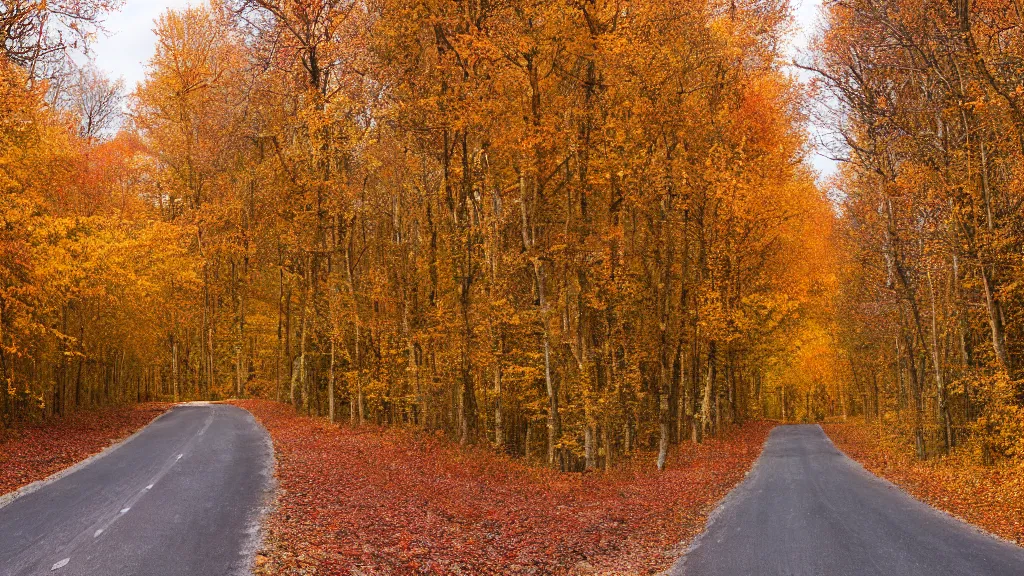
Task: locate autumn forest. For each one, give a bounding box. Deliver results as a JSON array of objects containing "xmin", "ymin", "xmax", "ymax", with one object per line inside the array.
[{"xmin": 2, "ymin": 0, "xmax": 1024, "ymax": 479}]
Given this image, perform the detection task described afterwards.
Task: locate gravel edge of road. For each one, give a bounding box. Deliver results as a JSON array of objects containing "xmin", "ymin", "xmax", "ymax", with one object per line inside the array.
[
  {"xmin": 233, "ymin": 405, "xmax": 278, "ymax": 576},
  {"xmin": 661, "ymin": 429, "xmax": 774, "ymax": 576},
  {"xmin": 0, "ymin": 406, "xmax": 175, "ymax": 512},
  {"xmin": 820, "ymin": 424, "xmax": 1024, "ymax": 551}
]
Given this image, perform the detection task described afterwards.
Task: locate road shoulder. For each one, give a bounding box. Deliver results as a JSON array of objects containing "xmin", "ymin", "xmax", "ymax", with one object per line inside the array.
[
  {"xmin": 0, "ymin": 403, "xmax": 171, "ymax": 508},
  {"xmin": 824, "ymin": 420, "xmax": 1024, "ymax": 548}
]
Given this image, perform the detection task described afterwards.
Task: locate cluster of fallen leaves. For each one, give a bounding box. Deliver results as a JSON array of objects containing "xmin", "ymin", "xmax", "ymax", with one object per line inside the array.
[
  {"xmin": 0, "ymin": 403, "xmax": 170, "ymax": 496},
  {"xmin": 234, "ymin": 400, "xmax": 771, "ymax": 576},
  {"xmin": 824, "ymin": 421, "xmax": 1024, "ymax": 546}
]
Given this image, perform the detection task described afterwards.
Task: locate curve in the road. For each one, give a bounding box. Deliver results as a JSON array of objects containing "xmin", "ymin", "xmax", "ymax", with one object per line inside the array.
[
  {"xmin": 0, "ymin": 404, "xmax": 273, "ymax": 576},
  {"xmin": 671, "ymin": 424, "xmax": 1024, "ymax": 576}
]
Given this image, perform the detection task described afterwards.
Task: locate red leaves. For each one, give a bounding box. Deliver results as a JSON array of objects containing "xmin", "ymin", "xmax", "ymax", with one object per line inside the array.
[
  {"xmin": 0, "ymin": 403, "xmax": 169, "ymax": 496},
  {"xmin": 825, "ymin": 422, "xmax": 1024, "ymax": 546},
  {"xmin": 237, "ymin": 400, "xmax": 771, "ymax": 576}
]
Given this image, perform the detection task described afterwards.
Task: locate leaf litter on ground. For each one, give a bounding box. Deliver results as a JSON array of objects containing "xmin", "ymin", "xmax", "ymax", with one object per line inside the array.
[
  {"xmin": 0, "ymin": 403, "xmax": 170, "ymax": 496},
  {"xmin": 236, "ymin": 400, "xmax": 771, "ymax": 576}
]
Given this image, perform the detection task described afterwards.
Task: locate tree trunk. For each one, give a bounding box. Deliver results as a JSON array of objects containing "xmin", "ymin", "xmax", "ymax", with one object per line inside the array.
[
  {"xmin": 171, "ymin": 335, "xmax": 179, "ymax": 403},
  {"xmin": 494, "ymin": 352, "xmax": 503, "ymax": 450},
  {"xmin": 324, "ymin": 336, "xmax": 333, "ymax": 423},
  {"xmin": 926, "ymin": 268, "xmax": 953, "ymax": 452},
  {"xmin": 292, "ymin": 265, "xmax": 310, "ymax": 411},
  {"xmin": 701, "ymin": 340, "xmax": 717, "ymax": 435}
]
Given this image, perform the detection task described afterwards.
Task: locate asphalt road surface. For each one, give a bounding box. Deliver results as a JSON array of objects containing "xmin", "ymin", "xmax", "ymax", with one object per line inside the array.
[
  {"xmin": 672, "ymin": 424, "xmax": 1024, "ymax": 576},
  {"xmin": 0, "ymin": 404, "xmax": 272, "ymax": 576}
]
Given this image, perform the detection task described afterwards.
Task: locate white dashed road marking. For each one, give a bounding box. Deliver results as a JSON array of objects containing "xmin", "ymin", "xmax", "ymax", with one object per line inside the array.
[{"xmin": 25, "ymin": 410, "xmax": 215, "ymax": 574}]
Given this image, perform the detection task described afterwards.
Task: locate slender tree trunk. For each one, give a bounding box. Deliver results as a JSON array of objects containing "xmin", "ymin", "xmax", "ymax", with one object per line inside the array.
[
  {"xmin": 355, "ymin": 321, "xmax": 364, "ymax": 424},
  {"xmin": 171, "ymin": 335, "xmax": 179, "ymax": 403},
  {"xmin": 977, "ymin": 140, "xmax": 1013, "ymax": 376},
  {"xmin": 585, "ymin": 425, "xmax": 596, "ymax": 471},
  {"xmin": 292, "ymin": 264, "xmax": 310, "ymax": 410},
  {"xmin": 283, "ymin": 283, "xmax": 292, "ymax": 404},
  {"xmin": 542, "ymin": 327, "xmax": 560, "ymax": 469},
  {"xmin": 903, "ymin": 329, "xmax": 927, "ymax": 460},
  {"xmin": 329, "ymin": 337, "xmax": 335, "ymax": 424},
  {"xmin": 927, "ymin": 268, "xmax": 953, "ymax": 451},
  {"xmin": 701, "ymin": 340, "xmax": 717, "ymax": 435},
  {"xmin": 494, "ymin": 345, "xmax": 504, "ymax": 450},
  {"xmin": 657, "ymin": 366, "xmax": 671, "ymax": 470}
]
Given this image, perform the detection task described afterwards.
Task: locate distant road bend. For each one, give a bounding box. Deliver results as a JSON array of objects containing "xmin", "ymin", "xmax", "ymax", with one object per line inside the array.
[
  {"xmin": 673, "ymin": 425, "xmax": 1024, "ymax": 576},
  {"xmin": 0, "ymin": 404, "xmax": 272, "ymax": 576}
]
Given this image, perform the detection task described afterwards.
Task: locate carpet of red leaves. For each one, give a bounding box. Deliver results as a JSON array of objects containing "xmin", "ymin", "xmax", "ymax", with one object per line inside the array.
[
  {"xmin": 235, "ymin": 400, "xmax": 772, "ymax": 576},
  {"xmin": 824, "ymin": 421, "xmax": 1024, "ymax": 546},
  {"xmin": 0, "ymin": 403, "xmax": 170, "ymax": 496}
]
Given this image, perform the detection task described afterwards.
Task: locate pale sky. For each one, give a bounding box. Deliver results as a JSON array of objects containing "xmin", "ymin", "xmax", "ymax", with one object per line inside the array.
[
  {"xmin": 85, "ymin": 0, "xmax": 834, "ymax": 177},
  {"xmin": 788, "ymin": 0, "xmax": 837, "ymax": 179},
  {"xmin": 87, "ymin": 0, "xmax": 196, "ymax": 94}
]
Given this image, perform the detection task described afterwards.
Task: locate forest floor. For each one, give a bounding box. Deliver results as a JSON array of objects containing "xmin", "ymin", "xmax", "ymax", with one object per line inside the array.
[
  {"xmin": 824, "ymin": 420, "xmax": 1024, "ymax": 546},
  {"xmin": 233, "ymin": 400, "xmax": 772, "ymax": 576},
  {"xmin": 0, "ymin": 403, "xmax": 171, "ymax": 496}
]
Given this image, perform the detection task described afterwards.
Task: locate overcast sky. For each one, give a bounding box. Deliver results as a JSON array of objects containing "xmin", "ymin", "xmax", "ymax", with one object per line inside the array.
[
  {"xmin": 789, "ymin": 0, "xmax": 836, "ymax": 179},
  {"xmin": 86, "ymin": 0, "xmax": 834, "ymax": 177},
  {"xmin": 87, "ymin": 0, "xmax": 195, "ymax": 93}
]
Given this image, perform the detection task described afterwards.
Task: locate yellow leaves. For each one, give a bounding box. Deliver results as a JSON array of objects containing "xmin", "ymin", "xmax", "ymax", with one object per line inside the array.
[
  {"xmin": 963, "ymin": 373, "xmax": 1024, "ymax": 461},
  {"xmin": 450, "ymin": 32, "xmax": 504, "ymax": 66}
]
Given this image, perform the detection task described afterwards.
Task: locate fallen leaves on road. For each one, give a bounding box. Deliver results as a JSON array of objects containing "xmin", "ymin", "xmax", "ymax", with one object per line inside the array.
[
  {"xmin": 0, "ymin": 404, "xmax": 170, "ymax": 496},
  {"xmin": 235, "ymin": 400, "xmax": 771, "ymax": 576},
  {"xmin": 824, "ymin": 421, "xmax": 1024, "ymax": 546}
]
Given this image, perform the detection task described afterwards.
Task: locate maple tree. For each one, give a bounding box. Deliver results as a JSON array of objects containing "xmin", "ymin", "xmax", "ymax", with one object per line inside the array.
[{"xmin": 0, "ymin": 1, "xmax": 190, "ymax": 429}]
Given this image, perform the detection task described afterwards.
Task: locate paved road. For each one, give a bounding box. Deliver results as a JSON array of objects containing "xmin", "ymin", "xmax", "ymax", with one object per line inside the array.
[
  {"xmin": 672, "ymin": 424, "xmax": 1024, "ymax": 576},
  {"xmin": 0, "ymin": 404, "xmax": 272, "ymax": 576}
]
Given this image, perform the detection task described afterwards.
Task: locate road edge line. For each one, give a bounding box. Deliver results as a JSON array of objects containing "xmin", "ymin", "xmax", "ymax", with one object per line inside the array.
[
  {"xmin": 818, "ymin": 423, "xmax": 1024, "ymax": 551},
  {"xmin": 231, "ymin": 405, "xmax": 279, "ymax": 576},
  {"xmin": 661, "ymin": 425, "xmax": 777, "ymax": 576}
]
